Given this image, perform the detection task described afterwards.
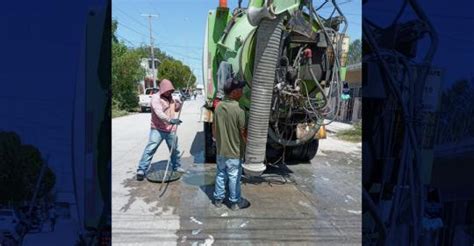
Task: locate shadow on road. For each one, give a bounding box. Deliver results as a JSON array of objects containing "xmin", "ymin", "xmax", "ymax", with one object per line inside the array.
[
  {"xmin": 180, "ymin": 168, "xmax": 216, "ymax": 206},
  {"xmin": 242, "ymin": 163, "xmax": 294, "ymax": 186},
  {"xmin": 190, "ymin": 131, "xmax": 205, "ymax": 164}
]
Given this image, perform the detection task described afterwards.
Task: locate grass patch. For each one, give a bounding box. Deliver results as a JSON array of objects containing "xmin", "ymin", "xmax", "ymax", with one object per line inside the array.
[
  {"xmin": 112, "ymin": 108, "xmax": 129, "ymax": 118},
  {"xmin": 336, "ymin": 123, "xmax": 362, "ymax": 142}
]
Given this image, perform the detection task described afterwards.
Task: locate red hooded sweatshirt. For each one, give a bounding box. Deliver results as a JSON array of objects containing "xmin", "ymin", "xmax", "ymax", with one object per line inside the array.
[{"xmin": 150, "ymin": 79, "xmax": 182, "ymax": 132}]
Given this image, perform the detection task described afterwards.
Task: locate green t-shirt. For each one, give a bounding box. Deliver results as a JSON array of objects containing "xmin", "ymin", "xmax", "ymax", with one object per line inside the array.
[{"xmin": 214, "ymin": 99, "xmax": 246, "ymax": 159}]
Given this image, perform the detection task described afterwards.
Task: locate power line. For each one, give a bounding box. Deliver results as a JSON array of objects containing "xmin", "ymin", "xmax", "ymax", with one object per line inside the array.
[
  {"xmin": 319, "ymin": 0, "xmax": 353, "ymax": 10},
  {"xmin": 114, "ymin": 7, "xmax": 168, "ymax": 43},
  {"xmin": 161, "ymin": 47, "xmax": 201, "ymax": 61},
  {"xmin": 115, "ymin": 31, "xmax": 204, "ymax": 52},
  {"xmin": 115, "ymin": 35, "xmax": 203, "ymax": 65},
  {"xmin": 116, "ymin": 20, "xmax": 198, "ymax": 49},
  {"xmin": 115, "ymin": 15, "xmax": 179, "ymax": 47},
  {"xmin": 113, "ymin": 15, "xmax": 152, "ymax": 38},
  {"xmin": 116, "ymin": 34, "xmax": 137, "ymax": 47},
  {"xmin": 117, "ymin": 22, "xmax": 149, "ymax": 38},
  {"xmin": 115, "ymin": 8, "xmax": 150, "ymax": 31},
  {"xmin": 156, "ymin": 43, "xmax": 203, "ymax": 50}
]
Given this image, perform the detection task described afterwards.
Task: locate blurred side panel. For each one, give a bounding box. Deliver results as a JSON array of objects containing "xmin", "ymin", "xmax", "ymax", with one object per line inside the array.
[{"xmin": 362, "ymin": 0, "xmax": 474, "ymax": 245}]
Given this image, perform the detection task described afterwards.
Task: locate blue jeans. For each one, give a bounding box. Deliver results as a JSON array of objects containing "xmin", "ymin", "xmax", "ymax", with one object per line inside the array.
[
  {"xmin": 213, "ymin": 155, "xmax": 242, "ymax": 203},
  {"xmin": 137, "ymin": 129, "xmax": 181, "ymax": 172}
]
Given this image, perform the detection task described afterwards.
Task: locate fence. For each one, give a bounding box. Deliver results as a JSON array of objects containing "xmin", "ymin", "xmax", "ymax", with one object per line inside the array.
[{"xmin": 335, "ymin": 87, "xmax": 362, "ymax": 124}]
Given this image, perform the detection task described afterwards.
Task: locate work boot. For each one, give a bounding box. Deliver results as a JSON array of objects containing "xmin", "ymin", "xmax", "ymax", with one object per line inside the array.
[
  {"xmin": 213, "ymin": 199, "xmax": 223, "ymax": 208},
  {"xmin": 231, "ymin": 198, "xmax": 250, "ymax": 210},
  {"xmin": 136, "ymin": 170, "xmax": 145, "ymax": 181}
]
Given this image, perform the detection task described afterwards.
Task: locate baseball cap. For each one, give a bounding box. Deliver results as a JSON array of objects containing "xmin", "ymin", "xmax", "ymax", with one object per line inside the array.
[{"xmin": 223, "ymin": 77, "xmax": 246, "ymax": 95}]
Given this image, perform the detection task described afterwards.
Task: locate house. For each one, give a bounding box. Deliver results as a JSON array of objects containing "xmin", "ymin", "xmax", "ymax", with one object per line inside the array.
[
  {"xmin": 195, "ymin": 83, "xmax": 204, "ymax": 95},
  {"xmin": 138, "ymin": 58, "xmax": 161, "ymax": 94},
  {"xmin": 335, "ymin": 62, "xmax": 362, "ymax": 123}
]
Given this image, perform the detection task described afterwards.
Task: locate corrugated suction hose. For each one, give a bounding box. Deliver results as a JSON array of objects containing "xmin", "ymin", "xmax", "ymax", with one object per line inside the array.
[{"xmin": 243, "ymin": 16, "xmax": 283, "ymax": 176}]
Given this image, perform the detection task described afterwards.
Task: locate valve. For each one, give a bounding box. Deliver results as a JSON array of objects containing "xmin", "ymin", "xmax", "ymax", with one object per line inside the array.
[
  {"xmin": 341, "ymin": 81, "xmax": 351, "ymax": 100},
  {"xmin": 303, "ymin": 48, "xmax": 312, "ymax": 58}
]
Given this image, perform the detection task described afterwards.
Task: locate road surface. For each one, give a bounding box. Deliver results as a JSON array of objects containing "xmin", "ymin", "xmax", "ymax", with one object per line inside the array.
[{"xmin": 112, "ymin": 97, "xmax": 361, "ymax": 245}]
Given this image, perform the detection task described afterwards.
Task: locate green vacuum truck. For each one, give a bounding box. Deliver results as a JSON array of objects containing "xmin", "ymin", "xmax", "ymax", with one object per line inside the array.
[{"xmin": 202, "ymin": 0, "xmax": 349, "ymax": 175}]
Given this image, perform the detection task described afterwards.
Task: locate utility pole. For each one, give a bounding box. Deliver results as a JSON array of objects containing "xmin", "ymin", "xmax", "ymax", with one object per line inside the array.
[
  {"xmin": 141, "ymin": 13, "xmax": 159, "ymax": 88},
  {"xmin": 28, "ymin": 156, "xmax": 49, "ymax": 216}
]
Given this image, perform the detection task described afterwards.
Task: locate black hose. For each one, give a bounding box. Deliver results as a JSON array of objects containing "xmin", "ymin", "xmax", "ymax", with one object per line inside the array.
[{"xmin": 363, "ymin": 188, "xmax": 387, "ymax": 245}]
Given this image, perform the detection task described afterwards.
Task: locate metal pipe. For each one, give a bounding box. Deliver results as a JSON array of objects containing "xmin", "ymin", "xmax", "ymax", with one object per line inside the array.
[{"xmin": 159, "ymin": 73, "xmax": 194, "ymax": 191}]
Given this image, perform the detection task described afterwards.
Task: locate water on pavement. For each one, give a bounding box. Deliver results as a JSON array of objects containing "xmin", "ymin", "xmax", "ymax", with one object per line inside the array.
[{"xmin": 112, "ymin": 97, "xmax": 361, "ymax": 245}]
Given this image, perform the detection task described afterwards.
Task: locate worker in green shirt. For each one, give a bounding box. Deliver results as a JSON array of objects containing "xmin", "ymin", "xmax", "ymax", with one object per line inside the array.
[{"xmin": 212, "ymin": 77, "xmax": 250, "ymax": 210}]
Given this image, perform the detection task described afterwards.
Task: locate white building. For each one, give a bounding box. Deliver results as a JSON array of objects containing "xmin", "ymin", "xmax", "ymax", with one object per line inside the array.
[
  {"xmin": 139, "ymin": 58, "xmax": 161, "ymax": 93},
  {"xmin": 195, "ymin": 83, "xmax": 204, "ymax": 95}
]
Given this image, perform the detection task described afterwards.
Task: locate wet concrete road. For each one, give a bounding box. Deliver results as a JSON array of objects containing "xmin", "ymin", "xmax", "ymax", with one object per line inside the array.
[{"xmin": 112, "ymin": 97, "xmax": 361, "ymax": 245}]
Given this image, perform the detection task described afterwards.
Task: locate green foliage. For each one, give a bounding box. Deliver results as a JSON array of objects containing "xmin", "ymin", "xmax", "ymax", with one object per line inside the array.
[
  {"xmin": 134, "ymin": 45, "xmax": 197, "ymax": 89},
  {"xmin": 336, "ymin": 122, "xmax": 362, "ymax": 142},
  {"xmin": 112, "ymin": 19, "xmax": 118, "ymax": 43},
  {"xmin": 112, "ymin": 40, "xmax": 144, "ymax": 111},
  {"xmin": 0, "ymin": 132, "xmax": 55, "ymax": 204},
  {"xmin": 112, "ymin": 98, "xmax": 129, "ymax": 118},
  {"xmin": 134, "ymin": 46, "xmax": 174, "ymax": 64},
  {"xmin": 347, "ymin": 39, "xmax": 362, "ymax": 65},
  {"xmin": 112, "ymin": 19, "xmax": 197, "ymax": 112},
  {"xmin": 158, "ymin": 60, "xmax": 196, "ymax": 89}
]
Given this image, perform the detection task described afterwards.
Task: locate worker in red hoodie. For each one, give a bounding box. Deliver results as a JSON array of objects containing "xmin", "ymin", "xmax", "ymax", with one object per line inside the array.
[{"xmin": 136, "ymin": 79, "xmax": 185, "ymax": 181}]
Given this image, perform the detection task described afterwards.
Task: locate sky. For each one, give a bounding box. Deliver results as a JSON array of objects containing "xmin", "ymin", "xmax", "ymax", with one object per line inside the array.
[{"xmin": 112, "ymin": 0, "xmax": 362, "ymax": 85}]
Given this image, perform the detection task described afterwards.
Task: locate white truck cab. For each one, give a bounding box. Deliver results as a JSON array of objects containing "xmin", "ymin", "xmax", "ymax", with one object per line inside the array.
[
  {"xmin": 138, "ymin": 88, "xmax": 159, "ymax": 112},
  {"xmin": 0, "ymin": 209, "xmax": 21, "ymax": 241}
]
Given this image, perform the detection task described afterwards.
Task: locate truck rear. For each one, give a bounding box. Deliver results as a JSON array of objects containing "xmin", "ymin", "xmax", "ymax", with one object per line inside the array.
[{"xmin": 202, "ymin": 0, "xmax": 349, "ymax": 175}]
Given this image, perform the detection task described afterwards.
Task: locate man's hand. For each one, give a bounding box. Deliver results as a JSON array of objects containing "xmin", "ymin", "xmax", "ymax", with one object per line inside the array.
[
  {"xmin": 174, "ymin": 99, "xmax": 183, "ymax": 112},
  {"xmin": 170, "ymin": 119, "xmax": 183, "ymax": 125},
  {"xmin": 241, "ymin": 128, "xmax": 248, "ymax": 144}
]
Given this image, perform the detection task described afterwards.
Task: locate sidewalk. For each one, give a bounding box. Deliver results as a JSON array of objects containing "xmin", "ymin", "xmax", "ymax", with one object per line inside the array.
[{"xmin": 325, "ymin": 121, "xmax": 354, "ymax": 133}]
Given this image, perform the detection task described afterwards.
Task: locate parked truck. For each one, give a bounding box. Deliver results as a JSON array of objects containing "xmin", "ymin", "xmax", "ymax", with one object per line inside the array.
[
  {"xmin": 138, "ymin": 88, "xmax": 159, "ymax": 112},
  {"xmin": 202, "ymin": 0, "xmax": 349, "ymax": 175}
]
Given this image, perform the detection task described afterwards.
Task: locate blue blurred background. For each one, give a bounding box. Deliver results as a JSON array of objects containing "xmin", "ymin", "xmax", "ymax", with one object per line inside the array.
[
  {"xmin": 362, "ymin": 0, "xmax": 474, "ymax": 245},
  {"xmin": 0, "ymin": 0, "xmax": 110, "ymax": 244}
]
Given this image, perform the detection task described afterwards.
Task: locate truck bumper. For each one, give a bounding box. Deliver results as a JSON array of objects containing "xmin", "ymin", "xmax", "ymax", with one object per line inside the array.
[{"xmin": 139, "ymin": 102, "xmax": 150, "ymax": 108}]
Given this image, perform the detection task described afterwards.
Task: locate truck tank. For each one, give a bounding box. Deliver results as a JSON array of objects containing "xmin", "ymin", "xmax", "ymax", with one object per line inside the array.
[{"xmin": 202, "ymin": 0, "xmax": 349, "ymax": 176}]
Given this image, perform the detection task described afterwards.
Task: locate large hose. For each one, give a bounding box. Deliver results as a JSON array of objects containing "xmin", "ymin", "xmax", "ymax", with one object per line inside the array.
[{"xmin": 243, "ymin": 17, "xmax": 284, "ymax": 176}]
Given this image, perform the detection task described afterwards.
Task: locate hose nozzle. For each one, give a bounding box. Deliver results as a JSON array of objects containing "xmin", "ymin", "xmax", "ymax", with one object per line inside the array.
[{"xmin": 242, "ymin": 162, "xmax": 266, "ymax": 176}]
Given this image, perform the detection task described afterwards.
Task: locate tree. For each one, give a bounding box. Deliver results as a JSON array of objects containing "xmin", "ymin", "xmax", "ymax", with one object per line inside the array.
[
  {"xmin": 112, "ymin": 19, "xmax": 196, "ymax": 110},
  {"xmin": 112, "ymin": 19, "xmax": 118, "ymax": 43},
  {"xmin": 112, "ymin": 42, "xmax": 144, "ymax": 110},
  {"xmin": 112, "ymin": 19, "xmax": 145, "ymax": 111},
  {"xmin": 438, "ymin": 79, "xmax": 474, "ymax": 143},
  {"xmin": 158, "ymin": 60, "xmax": 196, "ymax": 89},
  {"xmin": 0, "ymin": 132, "xmax": 55, "ymax": 204},
  {"xmin": 134, "ymin": 45, "xmax": 197, "ymax": 89},
  {"xmin": 134, "ymin": 46, "xmax": 173, "ymax": 63},
  {"xmin": 347, "ymin": 39, "xmax": 362, "ymax": 65}
]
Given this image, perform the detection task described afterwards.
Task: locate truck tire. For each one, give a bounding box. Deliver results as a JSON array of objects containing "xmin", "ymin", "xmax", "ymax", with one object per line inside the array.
[
  {"xmin": 265, "ymin": 136, "xmax": 284, "ymax": 163},
  {"xmin": 286, "ymin": 139, "xmax": 319, "ymax": 163},
  {"xmin": 204, "ymin": 122, "xmax": 216, "ymax": 163}
]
